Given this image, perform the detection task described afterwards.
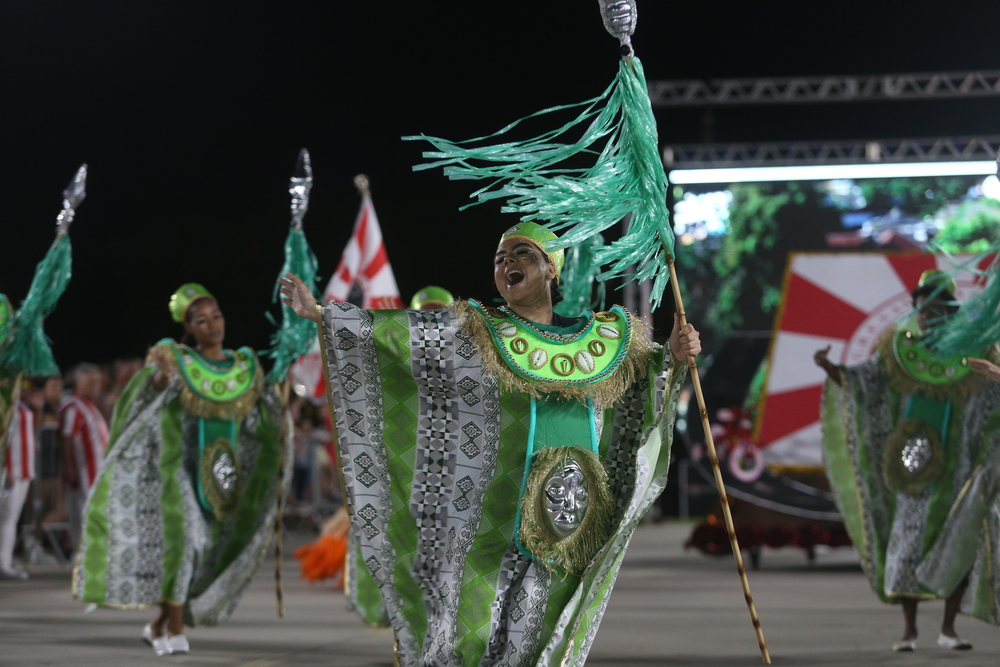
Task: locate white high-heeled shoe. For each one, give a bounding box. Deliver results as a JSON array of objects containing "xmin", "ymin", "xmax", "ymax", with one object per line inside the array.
[
  {"xmin": 937, "ymin": 633, "xmax": 972, "ymax": 650},
  {"xmin": 166, "ymin": 634, "xmax": 190, "ymax": 655},
  {"xmin": 142, "ymin": 624, "xmax": 172, "ymax": 656}
]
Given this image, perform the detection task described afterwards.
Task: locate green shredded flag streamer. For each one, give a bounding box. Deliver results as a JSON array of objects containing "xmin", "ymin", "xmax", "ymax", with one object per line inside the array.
[
  {"xmin": 554, "ymin": 233, "xmax": 606, "ymax": 318},
  {"xmin": 266, "ymin": 227, "xmax": 319, "ymax": 383},
  {"xmin": 0, "ymin": 234, "xmax": 72, "ymax": 377},
  {"xmin": 924, "ymin": 243, "xmax": 1000, "ymax": 359},
  {"xmin": 406, "ymin": 57, "xmax": 676, "ymax": 309}
]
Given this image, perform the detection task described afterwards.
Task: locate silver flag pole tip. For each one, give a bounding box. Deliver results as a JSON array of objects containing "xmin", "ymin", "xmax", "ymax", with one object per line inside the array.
[
  {"xmin": 290, "ymin": 148, "xmax": 314, "ymax": 230},
  {"xmin": 597, "ymin": 0, "xmax": 638, "ymax": 57},
  {"xmin": 353, "ymin": 174, "xmax": 370, "ymax": 196},
  {"xmin": 56, "ymin": 163, "xmax": 87, "ymax": 235}
]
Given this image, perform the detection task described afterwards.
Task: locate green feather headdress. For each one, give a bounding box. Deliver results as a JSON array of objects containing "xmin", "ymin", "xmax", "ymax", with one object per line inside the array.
[
  {"xmin": 266, "ymin": 149, "xmax": 320, "ymax": 383},
  {"xmin": 406, "ymin": 56, "xmax": 676, "ymax": 309}
]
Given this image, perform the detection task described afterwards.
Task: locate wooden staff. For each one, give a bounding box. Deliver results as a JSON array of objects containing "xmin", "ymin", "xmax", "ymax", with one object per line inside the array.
[{"xmin": 668, "ymin": 256, "xmax": 771, "ymax": 664}]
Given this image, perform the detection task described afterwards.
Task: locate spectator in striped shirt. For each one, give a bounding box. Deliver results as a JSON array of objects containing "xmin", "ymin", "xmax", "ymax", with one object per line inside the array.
[
  {"xmin": 59, "ymin": 363, "xmax": 108, "ymax": 551},
  {"xmin": 0, "ymin": 398, "xmax": 35, "ymax": 580}
]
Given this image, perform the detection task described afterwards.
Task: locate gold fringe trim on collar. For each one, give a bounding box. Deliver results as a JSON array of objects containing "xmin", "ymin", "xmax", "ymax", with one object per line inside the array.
[
  {"xmin": 518, "ymin": 445, "xmax": 613, "ymax": 576},
  {"xmin": 452, "ymin": 300, "xmax": 653, "ymax": 408},
  {"xmin": 147, "ymin": 342, "xmax": 263, "ymax": 422},
  {"xmin": 878, "ymin": 329, "xmax": 998, "ymax": 402}
]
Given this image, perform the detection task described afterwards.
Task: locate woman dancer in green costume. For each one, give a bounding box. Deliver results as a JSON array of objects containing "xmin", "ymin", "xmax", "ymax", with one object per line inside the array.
[
  {"xmin": 279, "ymin": 221, "xmax": 701, "ymax": 666},
  {"xmin": 817, "ymin": 270, "xmax": 1000, "ymax": 652},
  {"xmin": 73, "ymin": 284, "xmax": 292, "ymax": 657}
]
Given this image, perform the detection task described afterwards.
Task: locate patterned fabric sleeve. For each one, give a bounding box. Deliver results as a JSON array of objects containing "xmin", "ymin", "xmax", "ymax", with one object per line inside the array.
[{"xmin": 822, "ymin": 353, "xmax": 896, "ymax": 601}]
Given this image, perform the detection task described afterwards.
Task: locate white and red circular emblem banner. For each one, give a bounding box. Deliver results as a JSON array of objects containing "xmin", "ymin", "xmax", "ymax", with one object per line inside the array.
[{"xmin": 755, "ymin": 252, "xmax": 988, "ymax": 468}]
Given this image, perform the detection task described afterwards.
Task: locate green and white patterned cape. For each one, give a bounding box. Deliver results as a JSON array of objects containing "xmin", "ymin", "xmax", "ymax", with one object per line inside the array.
[
  {"xmin": 822, "ymin": 332, "xmax": 1000, "ymax": 622},
  {"xmin": 319, "ymin": 301, "xmax": 685, "ymax": 666},
  {"xmin": 73, "ymin": 350, "xmax": 291, "ymax": 627}
]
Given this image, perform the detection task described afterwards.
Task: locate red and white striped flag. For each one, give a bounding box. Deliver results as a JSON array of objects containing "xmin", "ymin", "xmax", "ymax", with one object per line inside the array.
[
  {"xmin": 292, "ymin": 189, "xmax": 403, "ymax": 398},
  {"xmin": 323, "ymin": 192, "xmax": 404, "ymax": 309}
]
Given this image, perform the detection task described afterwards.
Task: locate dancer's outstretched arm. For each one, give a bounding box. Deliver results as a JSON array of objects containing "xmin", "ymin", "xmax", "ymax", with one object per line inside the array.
[
  {"xmin": 814, "ymin": 345, "xmax": 844, "ymax": 386},
  {"xmin": 969, "ymin": 358, "xmax": 1000, "ymax": 383},
  {"xmin": 278, "ymin": 273, "xmax": 318, "ymax": 322}
]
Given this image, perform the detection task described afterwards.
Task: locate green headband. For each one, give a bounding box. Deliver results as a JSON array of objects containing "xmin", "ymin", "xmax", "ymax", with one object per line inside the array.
[
  {"xmin": 917, "ymin": 269, "xmax": 957, "ymax": 298},
  {"xmin": 169, "ymin": 283, "xmax": 215, "ymax": 323},
  {"xmin": 499, "ymin": 222, "xmax": 565, "ymax": 278},
  {"xmin": 410, "ymin": 285, "xmax": 455, "ymax": 310}
]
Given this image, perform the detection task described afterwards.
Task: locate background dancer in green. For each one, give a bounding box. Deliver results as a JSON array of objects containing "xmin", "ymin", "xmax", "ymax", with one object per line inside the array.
[
  {"xmin": 73, "ymin": 285, "xmax": 292, "ymax": 657},
  {"xmin": 74, "ymin": 151, "xmax": 320, "ymax": 657},
  {"xmin": 817, "ymin": 269, "xmax": 1000, "ymax": 652}
]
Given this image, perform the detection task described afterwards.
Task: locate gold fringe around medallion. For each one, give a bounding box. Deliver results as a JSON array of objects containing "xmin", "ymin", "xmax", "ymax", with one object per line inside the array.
[{"xmin": 518, "ymin": 445, "xmax": 613, "ymax": 576}]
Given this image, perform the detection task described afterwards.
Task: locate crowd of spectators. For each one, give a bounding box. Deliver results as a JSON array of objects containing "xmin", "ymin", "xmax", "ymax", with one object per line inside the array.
[
  {"xmin": 288, "ymin": 395, "xmax": 341, "ymax": 519},
  {"xmin": 1, "ymin": 358, "xmax": 341, "ymax": 579}
]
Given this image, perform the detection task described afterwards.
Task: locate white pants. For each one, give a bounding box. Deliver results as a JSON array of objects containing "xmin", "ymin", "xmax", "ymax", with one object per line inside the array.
[
  {"xmin": 65, "ymin": 487, "xmax": 86, "ymax": 552},
  {"xmin": 0, "ymin": 478, "xmax": 31, "ymax": 571}
]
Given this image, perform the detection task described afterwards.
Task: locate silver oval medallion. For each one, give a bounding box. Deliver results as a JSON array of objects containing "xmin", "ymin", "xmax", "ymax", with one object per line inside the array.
[
  {"xmin": 901, "ymin": 435, "xmax": 932, "ymax": 475},
  {"xmin": 212, "ymin": 451, "xmax": 238, "ymax": 496},
  {"xmin": 543, "ymin": 457, "xmax": 590, "ymax": 539}
]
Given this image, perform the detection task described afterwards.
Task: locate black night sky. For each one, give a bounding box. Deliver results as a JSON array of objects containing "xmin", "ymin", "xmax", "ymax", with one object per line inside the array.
[{"xmin": 3, "ymin": 1, "xmax": 1000, "ymax": 367}]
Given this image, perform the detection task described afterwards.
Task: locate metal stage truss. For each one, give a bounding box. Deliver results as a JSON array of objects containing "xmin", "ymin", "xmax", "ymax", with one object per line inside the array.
[
  {"xmin": 662, "ymin": 135, "xmax": 1000, "ymax": 169},
  {"xmin": 647, "ymin": 70, "xmax": 1000, "ymax": 107}
]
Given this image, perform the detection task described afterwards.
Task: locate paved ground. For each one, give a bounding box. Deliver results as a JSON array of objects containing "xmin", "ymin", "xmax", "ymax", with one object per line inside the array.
[{"xmin": 1, "ymin": 522, "xmax": 997, "ymax": 666}]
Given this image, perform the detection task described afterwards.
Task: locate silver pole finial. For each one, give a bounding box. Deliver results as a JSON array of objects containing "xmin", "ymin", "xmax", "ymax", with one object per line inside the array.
[
  {"xmin": 353, "ymin": 174, "xmax": 370, "ymax": 196},
  {"xmin": 290, "ymin": 148, "xmax": 313, "ymax": 230},
  {"xmin": 56, "ymin": 163, "xmax": 87, "ymax": 236},
  {"xmin": 598, "ymin": 0, "xmax": 638, "ymax": 57}
]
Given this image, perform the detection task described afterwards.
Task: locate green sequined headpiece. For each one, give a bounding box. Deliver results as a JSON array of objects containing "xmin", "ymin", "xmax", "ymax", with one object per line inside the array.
[
  {"xmin": 923, "ymin": 245, "xmax": 1000, "ymax": 358},
  {"xmin": 916, "ymin": 269, "xmax": 957, "ymax": 299},
  {"xmin": 169, "ymin": 283, "xmax": 215, "ymax": 323},
  {"xmin": 499, "ymin": 222, "xmax": 566, "ymax": 279}
]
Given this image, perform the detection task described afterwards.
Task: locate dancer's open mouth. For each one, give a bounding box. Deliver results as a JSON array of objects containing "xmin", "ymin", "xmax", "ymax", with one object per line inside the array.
[{"xmin": 506, "ymin": 270, "xmax": 524, "ymax": 286}]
